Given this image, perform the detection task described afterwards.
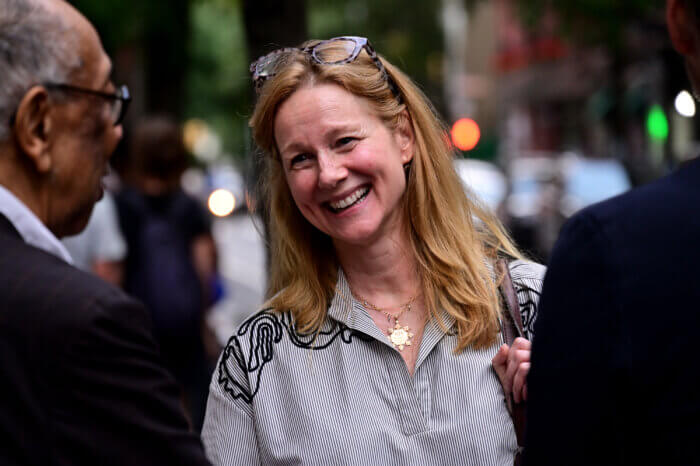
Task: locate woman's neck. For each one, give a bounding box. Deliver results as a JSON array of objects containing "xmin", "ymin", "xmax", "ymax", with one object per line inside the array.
[{"xmin": 335, "ymin": 230, "xmax": 421, "ymax": 307}]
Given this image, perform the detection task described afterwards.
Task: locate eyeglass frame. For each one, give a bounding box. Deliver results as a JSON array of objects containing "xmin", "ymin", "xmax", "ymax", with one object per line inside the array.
[
  {"xmin": 249, "ymin": 36, "xmax": 401, "ymax": 100},
  {"xmin": 8, "ymin": 82, "xmax": 131, "ymax": 127}
]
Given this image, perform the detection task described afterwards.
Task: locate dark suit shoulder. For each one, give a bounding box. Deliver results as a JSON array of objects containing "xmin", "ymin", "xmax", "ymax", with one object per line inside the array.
[
  {"xmin": 0, "ymin": 228, "xmax": 210, "ymax": 465},
  {"xmin": 527, "ymin": 159, "xmax": 700, "ymax": 465},
  {"xmin": 0, "ymin": 232, "xmax": 148, "ymax": 348}
]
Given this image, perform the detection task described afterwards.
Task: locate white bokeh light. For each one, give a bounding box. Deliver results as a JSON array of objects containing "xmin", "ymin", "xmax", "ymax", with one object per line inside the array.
[
  {"xmin": 208, "ymin": 189, "xmax": 235, "ymax": 217},
  {"xmin": 675, "ymin": 90, "xmax": 696, "ymax": 118}
]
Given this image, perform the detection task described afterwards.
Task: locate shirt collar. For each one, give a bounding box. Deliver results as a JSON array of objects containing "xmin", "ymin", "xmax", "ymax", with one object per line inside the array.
[
  {"xmin": 328, "ymin": 269, "xmax": 389, "ymax": 344},
  {"xmin": 0, "ymin": 185, "xmax": 73, "ymax": 264},
  {"xmin": 328, "ymin": 268, "xmax": 456, "ymax": 359}
]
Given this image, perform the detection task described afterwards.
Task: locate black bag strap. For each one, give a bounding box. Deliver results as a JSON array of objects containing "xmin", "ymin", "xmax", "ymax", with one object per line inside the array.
[{"xmin": 496, "ymin": 258, "xmax": 526, "ymax": 466}]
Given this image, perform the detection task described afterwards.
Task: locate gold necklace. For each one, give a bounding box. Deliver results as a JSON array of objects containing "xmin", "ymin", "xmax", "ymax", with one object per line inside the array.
[{"xmin": 352, "ymin": 290, "xmax": 417, "ymax": 352}]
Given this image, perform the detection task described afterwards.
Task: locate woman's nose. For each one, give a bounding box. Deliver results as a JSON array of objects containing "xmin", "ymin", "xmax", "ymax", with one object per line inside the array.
[{"xmin": 317, "ymin": 154, "xmax": 347, "ymax": 189}]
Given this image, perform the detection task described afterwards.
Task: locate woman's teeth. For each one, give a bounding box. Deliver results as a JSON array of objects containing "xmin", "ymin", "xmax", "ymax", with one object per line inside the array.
[{"xmin": 329, "ymin": 186, "xmax": 370, "ymax": 211}]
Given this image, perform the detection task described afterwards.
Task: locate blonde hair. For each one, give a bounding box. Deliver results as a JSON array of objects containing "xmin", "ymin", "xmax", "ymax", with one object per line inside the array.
[{"xmin": 250, "ymin": 40, "xmax": 521, "ymax": 352}]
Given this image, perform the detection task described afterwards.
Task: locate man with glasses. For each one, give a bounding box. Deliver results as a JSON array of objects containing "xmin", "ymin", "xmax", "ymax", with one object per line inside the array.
[
  {"xmin": 0, "ymin": 1, "xmax": 210, "ymax": 464},
  {"xmin": 525, "ymin": 0, "xmax": 700, "ymax": 464}
]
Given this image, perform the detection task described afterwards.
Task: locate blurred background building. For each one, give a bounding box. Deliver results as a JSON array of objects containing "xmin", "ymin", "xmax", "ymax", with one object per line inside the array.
[{"xmin": 66, "ymin": 0, "xmax": 692, "ymax": 336}]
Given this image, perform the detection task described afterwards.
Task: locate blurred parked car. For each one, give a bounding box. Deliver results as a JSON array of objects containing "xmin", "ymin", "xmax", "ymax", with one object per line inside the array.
[
  {"xmin": 504, "ymin": 152, "xmax": 631, "ymax": 261},
  {"xmin": 453, "ymin": 158, "xmax": 507, "ymax": 214},
  {"xmin": 559, "ymin": 156, "xmax": 630, "ymax": 216}
]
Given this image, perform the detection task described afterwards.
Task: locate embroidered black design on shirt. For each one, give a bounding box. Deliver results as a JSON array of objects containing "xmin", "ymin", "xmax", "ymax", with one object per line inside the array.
[
  {"xmin": 217, "ymin": 310, "xmax": 283, "ymax": 404},
  {"xmin": 281, "ymin": 312, "xmax": 371, "ymax": 349},
  {"xmin": 516, "ymin": 284, "xmax": 541, "ymax": 339},
  {"xmin": 217, "ymin": 308, "xmax": 369, "ymax": 404}
]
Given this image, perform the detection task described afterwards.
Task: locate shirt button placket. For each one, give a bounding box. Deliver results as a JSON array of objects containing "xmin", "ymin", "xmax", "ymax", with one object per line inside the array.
[{"xmin": 386, "ymin": 352, "xmax": 428, "ymax": 436}]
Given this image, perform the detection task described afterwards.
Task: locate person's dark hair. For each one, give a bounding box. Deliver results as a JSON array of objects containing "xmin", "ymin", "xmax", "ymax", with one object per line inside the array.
[
  {"xmin": 680, "ymin": 0, "xmax": 699, "ymax": 26},
  {"xmin": 129, "ymin": 115, "xmax": 189, "ymax": 182}
]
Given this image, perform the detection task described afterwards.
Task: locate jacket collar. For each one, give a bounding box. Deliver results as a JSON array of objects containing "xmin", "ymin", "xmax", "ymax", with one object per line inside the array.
[
  {"xmin": 0, "ymin": 213, "xmax": 21, "ymax": 238},
  {"xmin": 0, "ymin": 184, "xmax": 73, "ymax": 264}
]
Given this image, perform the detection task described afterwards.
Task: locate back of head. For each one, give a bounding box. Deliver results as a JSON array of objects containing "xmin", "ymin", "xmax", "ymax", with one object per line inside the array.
[
  {"xmin": 680, "ymin": 0, "xmax": 698, "ymax": 21},
  {"xmin": 0, "ymin": 0, "xmax": 80, "ymax": 143},
  {"xmin": 668, "ymin": 0, "xmax": 700, "ymax": 96},
  {"xmin": 250, "ymin": 38, "xmax": 521, "ymax": 350},
  {"xmin": 129, "ymin": 115, "xmax": 188, "ymax": 189}
]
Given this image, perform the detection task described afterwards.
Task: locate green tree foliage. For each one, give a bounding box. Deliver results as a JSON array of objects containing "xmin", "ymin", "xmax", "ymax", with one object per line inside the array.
[
  {"xmin": 186, "ymin": 0, "xmax": 250, "ymax": 158},
  {"xmin": 69, "ymin": 0, "xmax": 143, "ymax": 49},
  {"xmin": 71, "ymin": 0, "xmax": 190, "ymax": 115},
  {"xmin": 71, "ymin": 0, "xmax": 451, "ymax": 159},
  {"xmin": 307, "ymin": 0, "xmax": 446, "ymax": 112}
]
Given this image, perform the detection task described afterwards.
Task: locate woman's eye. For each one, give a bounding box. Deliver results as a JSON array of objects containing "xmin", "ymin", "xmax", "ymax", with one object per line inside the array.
[
  {"xmin": 337, "ymin": 137, "xmax": 356, "ymax": 147},
  {"xmin": 290, "ymin": 153, "xmax": 310, "ymax": 167}
]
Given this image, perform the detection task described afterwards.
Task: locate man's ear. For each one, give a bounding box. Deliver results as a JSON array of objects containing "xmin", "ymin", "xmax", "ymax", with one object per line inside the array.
[
  {"xmin": 668, "ymin": 0, "xmax": 698, "ymax": 56},
  {"xmin": 395, "ymin": 109, "xmax": 415, "ymax": 164},
  {"xmin": 13, "ymin": 86, "xmax": 53, "ymax": 173}
]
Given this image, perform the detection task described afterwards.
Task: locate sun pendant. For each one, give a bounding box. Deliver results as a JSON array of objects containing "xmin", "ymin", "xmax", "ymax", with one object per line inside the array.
[{"xmin": 388, "ymin": 321, "xmax": 414, "ymax": 351}]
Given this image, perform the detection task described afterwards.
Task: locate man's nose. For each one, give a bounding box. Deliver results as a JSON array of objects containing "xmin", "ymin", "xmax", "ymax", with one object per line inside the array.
[{"xmin": 317, "ymin": 153, "xmax": 347, "ymax": 189}]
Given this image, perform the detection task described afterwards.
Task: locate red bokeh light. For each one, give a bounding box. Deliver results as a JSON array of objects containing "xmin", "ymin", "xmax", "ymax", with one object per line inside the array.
[{"xmin": 451, "ymin": 118, "xmax": 481, "ymax": 151}]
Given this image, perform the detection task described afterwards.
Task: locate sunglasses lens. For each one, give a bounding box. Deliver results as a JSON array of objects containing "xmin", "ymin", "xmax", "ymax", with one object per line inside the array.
[
  {"xmin": 255, "ymin": 51, "xmax": 294, "ymax": 80},
  {"xmin": 313, "ymin": 39, "xmax": 358, "ymax": 64}
]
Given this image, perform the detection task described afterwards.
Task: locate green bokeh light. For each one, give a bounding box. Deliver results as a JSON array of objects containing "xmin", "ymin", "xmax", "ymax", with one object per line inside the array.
[{"xmin": 646, "ymin": 104, "xmax": 669, "ymax": 141}]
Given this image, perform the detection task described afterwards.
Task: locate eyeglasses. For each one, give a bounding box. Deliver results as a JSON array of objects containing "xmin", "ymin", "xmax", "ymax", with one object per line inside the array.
[
  {"xmin": 250, "ymin": 36, "xmax": 400, "ymax": 100},
  {"xmin": 44, "ymin": 83, "xmax": 131, "ymax": 126}
]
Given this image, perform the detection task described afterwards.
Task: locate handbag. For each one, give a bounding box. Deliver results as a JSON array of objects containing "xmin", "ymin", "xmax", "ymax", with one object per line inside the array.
[{"xmin": 496, "ymin": 258, "xmax": 527, "ymax": 466}]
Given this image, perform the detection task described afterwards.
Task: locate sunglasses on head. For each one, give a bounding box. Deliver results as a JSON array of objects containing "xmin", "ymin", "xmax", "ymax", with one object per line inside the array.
[{"xmin": 250, "ymin": 36, "xmax": 400, "ymax": 100}]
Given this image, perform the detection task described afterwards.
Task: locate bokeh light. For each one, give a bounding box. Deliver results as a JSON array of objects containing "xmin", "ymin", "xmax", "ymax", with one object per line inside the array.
[
  {"xmin": 675, "ymin": 90, "xmax": 696, "ymax": 118},
  {"xmin": 208, "ymin": 189, "xmax": 236, "ymax": 217},
  {"xmin": 646, "ymin": 105, "xmax": 669, "ymax": 142},
  {"xmin": 451, "ymin": 118, "xmax": 481, "ymax": 151}
]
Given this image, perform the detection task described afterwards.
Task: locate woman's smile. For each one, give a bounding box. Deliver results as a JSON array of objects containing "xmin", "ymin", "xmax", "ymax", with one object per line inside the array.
[{"xmin": 326, "ymin": 185, "xmax": 371, "ymax": 213}]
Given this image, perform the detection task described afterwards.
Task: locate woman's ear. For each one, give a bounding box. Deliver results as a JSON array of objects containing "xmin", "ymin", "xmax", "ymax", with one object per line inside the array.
[
  {"xmin": 394, "ymin": 109, "xmax": 415, "ymax": 164},
  {"xmin": 13, "ymin": 86, "xmax": 53, "ymax": 173},
  {"xmin": 668, "ymin": 0, "xmax": 699, "ymax": 56}
]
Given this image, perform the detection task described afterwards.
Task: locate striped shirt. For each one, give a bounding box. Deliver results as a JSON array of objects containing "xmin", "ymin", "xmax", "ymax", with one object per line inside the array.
[{"xmin": 202, "ymin": 260, "xmax": 545, "ymax": 465}]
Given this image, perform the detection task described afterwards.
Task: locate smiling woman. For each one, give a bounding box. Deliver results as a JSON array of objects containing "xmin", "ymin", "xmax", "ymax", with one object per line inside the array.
[
  {"xmin": 274, "ymin": 83, "xmax": 413, "ymax": 249},
  {"xmin": 202, "ymin": 36, "xmax": 546, "ymax": 466}
]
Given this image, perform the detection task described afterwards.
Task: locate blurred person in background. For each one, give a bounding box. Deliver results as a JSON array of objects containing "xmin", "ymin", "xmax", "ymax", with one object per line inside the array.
[
  {"xmin": 533, "ymin": 172, "xmax": 566, "ymax": 262},
  {"xmin": 62, "ymin": 190, "xmax": 127, "ymax": 286},
  {"xmin": 202, "ymin": 36, "xmax": 545, "ymax": 465},
  {"xmin": 0, "ymin": 0, "xmax": 210, "ymax": 464},
  {"xmin": 116, "ymin": 115, "xmax": 219, "ymax": 432},
  {"xmin": 525, "ymin": 0, "xmax": 700, "ymax": 464}
]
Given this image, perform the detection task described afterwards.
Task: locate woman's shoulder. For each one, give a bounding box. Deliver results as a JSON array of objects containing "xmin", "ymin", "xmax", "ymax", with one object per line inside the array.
[
  {"xmin": 213, "ymin": 307, "xmax": 286, "ymax": 406},
  {"xmin": 505, "ymin": 259, "xmax": 546, "ymax": 339},
  {"xmin": 229, "ymin": 305, "xmax": 368, "ymax": 352},
  {"xmin": 234, "ymin": 307, "xmax": 288, "ymax": 343},
  {"xmin": 508, "ymin": 259, "xmax": 546, "ymax": 290},
  {"xmin": 218, "ymin": 307, "xmax": 295, "ymax": 373},
  {"xmin": 213, "ymin": 305, "xmax": 369, "ymax": 405}
]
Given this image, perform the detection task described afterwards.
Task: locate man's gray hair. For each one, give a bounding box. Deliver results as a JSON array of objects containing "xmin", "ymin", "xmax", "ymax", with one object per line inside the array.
[{"xmin": 0, "ymin": 0, "xmax": 81, "ymax": 142}]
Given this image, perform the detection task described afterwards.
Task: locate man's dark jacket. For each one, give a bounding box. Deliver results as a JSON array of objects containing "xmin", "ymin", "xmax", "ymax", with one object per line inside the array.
[
  {"xmin": 525, "ymin": 157, "xmax": 700, "ymax": 465},
  {"xmin": 0, "ymin": 214, "xmax": 210, "ymax": 465}
]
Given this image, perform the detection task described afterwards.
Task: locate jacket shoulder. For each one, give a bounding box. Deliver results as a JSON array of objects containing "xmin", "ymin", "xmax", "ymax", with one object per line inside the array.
[{"xmin": 0, "ymin": 235, "xmax": 146, "ymax": 345}]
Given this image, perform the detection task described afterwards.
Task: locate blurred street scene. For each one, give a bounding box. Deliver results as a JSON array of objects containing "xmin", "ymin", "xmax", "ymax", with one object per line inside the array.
[{"xmin": 62, "ymin": 0, "xmax": 694, "ymax": 419}]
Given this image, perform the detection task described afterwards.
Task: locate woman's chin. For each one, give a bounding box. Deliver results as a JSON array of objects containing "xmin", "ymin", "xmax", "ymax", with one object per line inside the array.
[{"xmin": 330, "ymin": 228, "xmax": 382, "ymax": 250}]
